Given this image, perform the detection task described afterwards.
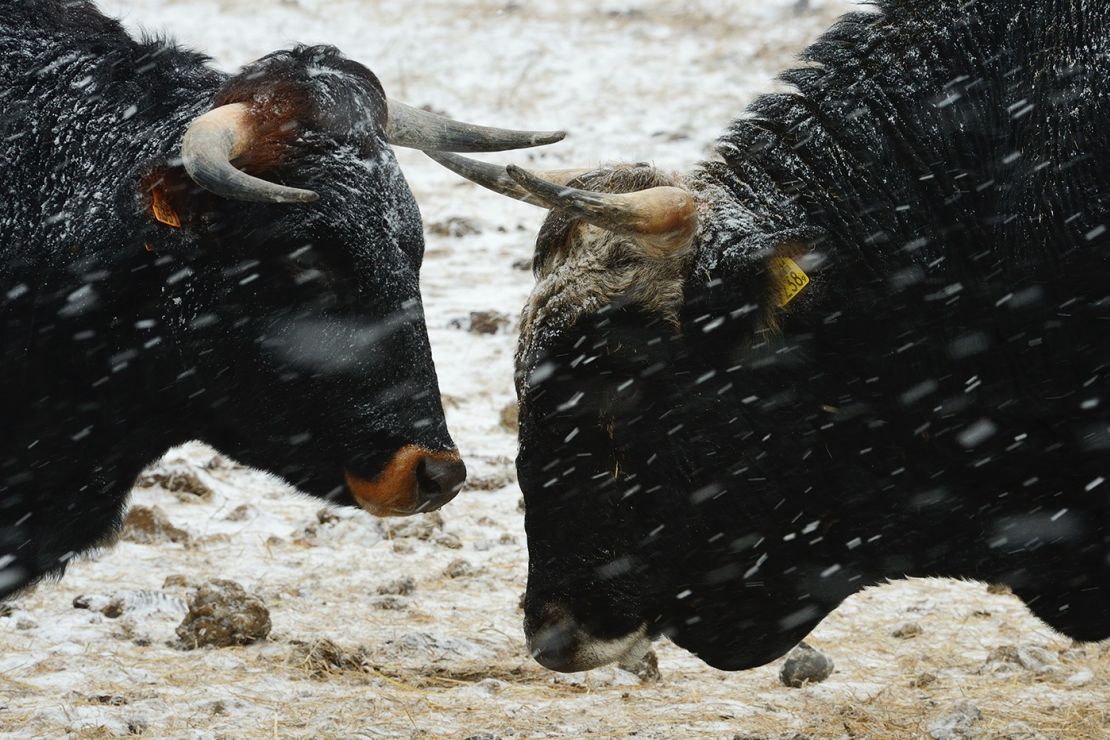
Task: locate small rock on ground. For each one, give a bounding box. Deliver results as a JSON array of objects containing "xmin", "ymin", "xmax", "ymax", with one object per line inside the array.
[{"xmin": 779, "ymin": 641, "xmax": 834, "ymax": 687}]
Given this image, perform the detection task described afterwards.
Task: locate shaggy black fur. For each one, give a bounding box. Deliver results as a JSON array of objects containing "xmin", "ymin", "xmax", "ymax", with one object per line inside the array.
[
  {"xmin": 1, "ymin": 2, "xmax": 456, "ymax": 595},
  {"xmin": 518, "ymin": 0, "xmax": 1108, "ymax": 670}
]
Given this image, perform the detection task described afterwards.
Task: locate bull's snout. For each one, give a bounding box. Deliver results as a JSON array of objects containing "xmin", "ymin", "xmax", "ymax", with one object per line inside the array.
[
  {"xmin": 414, "ymin": 454, "xmax": 467, "ymax": 508},
  {"xmin": 525, "ymin": 602, "xmax": 651, "ymax": 673},
  {"xmin": 345, "ymin": 445, "xmax": 466, "ymax": 517}
]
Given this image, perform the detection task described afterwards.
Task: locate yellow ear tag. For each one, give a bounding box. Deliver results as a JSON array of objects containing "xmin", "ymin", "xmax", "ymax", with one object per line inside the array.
[{"xmin": 770, "ymin": 256, "xmax": 810, "ymax": 307}]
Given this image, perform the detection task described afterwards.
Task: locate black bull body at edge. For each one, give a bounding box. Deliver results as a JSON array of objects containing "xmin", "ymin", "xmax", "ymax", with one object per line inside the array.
[
  {"xmin": 436, "ymin": 0, "xmax": 1110, "ymax": 671},
  {"xmin": 0, "ymin": 0, "xmax": 564, "ymax": 597}
]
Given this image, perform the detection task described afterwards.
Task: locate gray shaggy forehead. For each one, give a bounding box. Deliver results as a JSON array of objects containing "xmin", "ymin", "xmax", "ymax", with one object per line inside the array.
[
  {"xmin": 530, "ymin": 164, "xmax": 680, "ymax": 275},
  {"xmin": 518, "ymin": 164, "xmax": 694, "ymax": 367}
]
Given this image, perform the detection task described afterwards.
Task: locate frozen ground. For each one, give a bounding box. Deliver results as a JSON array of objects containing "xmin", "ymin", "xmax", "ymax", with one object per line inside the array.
[{"xmin": 1, "ymin": 0, "xmax": 1107, "ymax": 737}]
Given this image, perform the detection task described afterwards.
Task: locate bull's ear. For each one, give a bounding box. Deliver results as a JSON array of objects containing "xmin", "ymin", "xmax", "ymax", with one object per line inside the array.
[
  {"xmin": 688, "ymin": 228, "xmax": 823, "ymax": 335},
  {"xmin": 139, "ymin": 165, "xmax": 217, "ymax": 231}
]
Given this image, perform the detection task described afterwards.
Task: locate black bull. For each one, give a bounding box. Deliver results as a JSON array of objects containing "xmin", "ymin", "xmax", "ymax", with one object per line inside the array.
[
  {"xmin": 466, "ymin": 0, "xmax": 1108, "ymax": 671},
  {"xmin": 0, "ymin": 1, "xmax": 561, "ymax": 597}
]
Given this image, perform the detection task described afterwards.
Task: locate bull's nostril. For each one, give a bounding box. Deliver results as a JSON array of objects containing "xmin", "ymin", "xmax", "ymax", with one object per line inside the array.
[{"xmin": 415, "ymin": 455, "xmax": 467, "ymax": 506}]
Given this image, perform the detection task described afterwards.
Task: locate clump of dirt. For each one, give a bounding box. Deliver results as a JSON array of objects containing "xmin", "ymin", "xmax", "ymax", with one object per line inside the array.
[
  {"xmin": 135, "ymin": 465, "xmax": 214, "ymax": 502},
  {"xmin": 384, "ymin": 511, "xmax": 444, "ymax": 541},
  {"xmin": 779, "ymin": 642, "xmax": 834, "ymax": 687},
  {"xmin": 499, "ymin": 401, "xmax": 519, "ymax": 433},
  {"xmin": 202, "ymin": 453, "xmax": 235, "ymax": 471},
  {"xmin": 225, "ymin": 504, "xmax": 254, "ymax": 522},
  {"xmin": 927, "ymin": 700, "xmax": 982, "ymax": 739},
  {"xmin": 466, "ymin": 469, "xmax": 517, "ymax": 491},
  {"xmin": 910, "ymin": 672, "xmax": 938, "ymax": 688},
  {"xmin": 120, "ymin": 505, "xmax": 190, "ymax": 544},
  {"xmin": 373, "ymin": 597, "xmax": 408, "ymax": 611},
  {"xmin": 979, "ymin": 644, "xmax": 1059, "ymax": 675},
  {"xmin": 436, "ymin": 533, "xmax": 464, "ymax": 550},
  {"xmin": 444, "ymin": 559, "xmax": 475, "ymax": 579},
  {"xmin": 176, "ymin": 580, "xmax": 271, "ymax": 649},
  {"xmin": 162, "ymin": 575, "xmax": 194, "ymax": 589},
  {"xmin": 377, "ymin": 577, "xmax": 416, "ymax": 596},
  {"xmin": 619, "ymin": 649, "xmax": 662, "ymax": 683},
  {"xmin": 428, "ymin": 216, "xmax": 482, "ymax": 238},
  {"xmin": 287, "ymin": 638, "xmax": 371, "ymax": 678},
  {"xmin": 74, "ymin": 590, "xmax": 186, "ymax": 620},
  {"xmin": 448, "ymin": 311, "xmax": 512, "ymax": 335},
  {"xmin": 892, "ymin": 621, "xmax": 924, "ymax": 639}
]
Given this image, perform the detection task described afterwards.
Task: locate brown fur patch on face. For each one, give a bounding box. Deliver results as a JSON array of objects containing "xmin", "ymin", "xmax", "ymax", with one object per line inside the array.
[
  {"xmin": 345, "ymin": 447, "xmax": 462, "ymax": 517},
  {"xmin": 212, "ymin": 80, "xmax": 315, "ymax": 176},
  {"xmin": 518, "ymin": 165, "xmax": 696, "ymax": 360}
]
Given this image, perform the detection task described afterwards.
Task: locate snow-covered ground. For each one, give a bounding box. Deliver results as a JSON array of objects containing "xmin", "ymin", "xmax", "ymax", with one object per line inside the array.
[{"xmin": 1, "ymin": 0, "xmax": 1107, "ymax": 736}]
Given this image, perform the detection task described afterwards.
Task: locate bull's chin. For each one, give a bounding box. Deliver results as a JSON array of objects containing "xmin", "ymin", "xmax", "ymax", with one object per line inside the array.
[
  {"xmin": 356, "ymin": 500, "xmax": 421, "ymax": 518},
  {"xmin": 527, "ymin": 622, "xmax": 652, "ymax": 673},
  {"xmin": 344, "ymin": 470, "xmax": 421, "ymax": 517}
]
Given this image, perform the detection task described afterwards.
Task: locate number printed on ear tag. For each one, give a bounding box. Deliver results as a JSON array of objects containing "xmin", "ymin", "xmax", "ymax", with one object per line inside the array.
[{"xmin": 771, "ymin": 256, "xmax": 811, "ymax": 307}]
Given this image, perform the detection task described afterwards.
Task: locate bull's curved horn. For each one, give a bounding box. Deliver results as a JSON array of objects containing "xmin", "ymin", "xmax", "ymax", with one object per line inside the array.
[
  {"xmin": 506, "ymin": 165, "xmax": 698, "ymax": 256},
  {"xmin": 181, "ymin": 103, "xmax": 319, "ymax": 204},
  {"xmin": 424, "ymin": 151, "xmax": 589, "ymax": 207},
  {"xmin": 386, "ymin": 100, "xmax": 565, "ymax": 152}
]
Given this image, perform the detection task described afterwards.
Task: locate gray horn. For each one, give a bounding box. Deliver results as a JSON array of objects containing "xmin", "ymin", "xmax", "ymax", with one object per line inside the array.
[
  {"xmin": 180, "ymin": 103, "xmax": 319, "ymax": 204},
  {"xmin": 386, "ymin": 100, "xmax": 565, "ymax": 153},
  {"xmin": 427, "ymin": 152, "xmax": 698, "ymax": 256},
  {"xmin": 424, "ymin": 151, "xmax": 588, "ymax": 206}
]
